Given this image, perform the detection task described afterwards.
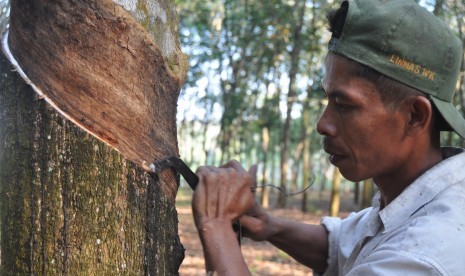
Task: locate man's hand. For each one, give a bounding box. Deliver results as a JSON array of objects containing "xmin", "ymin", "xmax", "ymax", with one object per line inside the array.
[
  {"xmin": 192, "ymin": 160, "xmax": 255, "ymax": 275},
  {"xmin": 239, "ymin": 201, "xmax": 273, "ymax": 241},
  {"xmin": 193, "ymin": 160, "xmax": 255, "ymax": 228},
  {"xmin": 237, "ymin": 165, "xmax": 274, "ymax": 241},
  {"xmin": 192, "ymin": 160, "xmax": 329, "ymax": 274}
]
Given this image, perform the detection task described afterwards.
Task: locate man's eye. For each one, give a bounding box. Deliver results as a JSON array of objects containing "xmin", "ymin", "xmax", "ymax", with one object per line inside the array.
[{"xmin": 336, "ymin": 103, "xmax": 350, "ymax": 111}]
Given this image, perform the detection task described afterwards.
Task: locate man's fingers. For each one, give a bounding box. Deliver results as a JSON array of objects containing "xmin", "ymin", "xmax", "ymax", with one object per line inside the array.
[
  {"xmin": 196, "ymin": 165, "xmax": 217, "ymax": 175},
  {"xmin": 193, "ymin": 161, "xmax": 257, "ymax": 224},
  {"xmin": 239, "ymin": 214, "xmax": 257, "ymax": 226},
  {"xmin": 239, "ymin": 215, "xmax": 266, "ymax": 240},
  {"xmin": 220, "ymin": 160, "xmax": 247, "ymax": 173},
  {"xmin": 248, "ymin": 165, "xmax": 258, "ymax": 192},
  {"xmin": 248, "ymin": 165, "xmax": 258, "ymax": 178}
]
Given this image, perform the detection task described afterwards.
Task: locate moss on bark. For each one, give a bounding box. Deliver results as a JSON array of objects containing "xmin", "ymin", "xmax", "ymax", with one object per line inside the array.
[{"xmin": 0, "ymin": 39, "xmax": 183, "ymax": 275}]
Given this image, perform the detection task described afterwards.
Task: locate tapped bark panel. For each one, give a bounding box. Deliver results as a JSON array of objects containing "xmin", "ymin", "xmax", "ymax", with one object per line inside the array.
[
  {"xmin": 8, "ymin": 0, "xmax": 181, "ymax": 199},
  {"xmin": 0, "ymin": 52, "xmax": 184, "ymax": 275}
]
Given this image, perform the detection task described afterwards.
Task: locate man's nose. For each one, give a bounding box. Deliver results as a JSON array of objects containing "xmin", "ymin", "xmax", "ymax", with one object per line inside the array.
[{"xmin": 316, "ymin": 107, "xmax": 336, "ymax": 137}]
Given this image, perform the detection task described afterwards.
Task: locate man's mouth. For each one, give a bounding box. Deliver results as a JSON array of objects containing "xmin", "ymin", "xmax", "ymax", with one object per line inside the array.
[
  {"xmin": 323, "ymin": 139, "xmax": 345, "ymax": 164},
  {"xmin": 329, "ymin": 154, "xmax": 345, "ymax": 164}
]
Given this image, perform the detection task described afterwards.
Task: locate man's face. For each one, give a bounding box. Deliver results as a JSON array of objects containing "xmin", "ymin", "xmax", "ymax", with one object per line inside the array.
[{"xmin": 317, "ymin": 54, "xmax": 409, "ymax": 182}]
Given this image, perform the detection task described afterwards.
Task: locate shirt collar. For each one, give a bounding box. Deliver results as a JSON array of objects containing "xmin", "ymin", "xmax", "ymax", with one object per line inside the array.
[{"xmin": 378, "ymin": 147, "xmax": 465, "ymax": 233}]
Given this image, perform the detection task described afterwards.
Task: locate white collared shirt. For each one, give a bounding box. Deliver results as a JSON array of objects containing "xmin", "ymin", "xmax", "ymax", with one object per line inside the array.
[{"xmin": 320, "ymin": 147, "xmax": 465, "ymax": 275}]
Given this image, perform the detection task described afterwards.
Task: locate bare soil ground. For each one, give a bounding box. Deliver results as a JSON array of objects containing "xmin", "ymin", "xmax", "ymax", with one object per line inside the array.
[{"xmin": 176, "ymin": 187, "xmax": 358, "ymax": 275}]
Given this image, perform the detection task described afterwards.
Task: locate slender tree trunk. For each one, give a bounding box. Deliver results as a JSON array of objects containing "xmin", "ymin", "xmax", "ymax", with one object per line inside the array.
[
  {"xmin": 318, "ymin": 158, "xmax": 328, "ymax": 201},
  {"xmin": 455, "ymin": 7, "xmax": 465, "ymax": 148},
  {"xmin": 301, "ymin": 100, "xmax": 313, "ymax": 212},
  {"xmin": 354, "ymin": 182, "xmax": 360, "ymax": 205},
  {"xmin": 278, "ymin": 0, "xmax": 306, "ymax": 208},
  {"xmin": 433, "ymin": 0, "xmax": 445, "ymax": 16},
  {"xmin": 301, "ymin": 162, "xmax": 310, "ymax": 212},
  {"xmin": 329, "ymin": 168, "xmax": 342, "ymax": 217},
  {"xmin": 260, "ymin": 127, "xmax": 270, "ymax": 208},
  {"xmin": 362, "ymin": 179, "xmax": 374, "ymax": 209},
  {"xmin": 270, "ymin": 146, "xmax": 278, "ymax": 205},
  {"xmin": 0, "ymin": 1, "xmax": 7, "ymax": 33},
  {"xmin": 290, "ymin": 140, "xmax": 304, "ymax": 191},
  {"xmin": 290, "ymin": 158, "xmax": 301, "ymax": 194},
  {"xmin": 219, "ymin": 128, "xmax": 230, "ymax": 164}
]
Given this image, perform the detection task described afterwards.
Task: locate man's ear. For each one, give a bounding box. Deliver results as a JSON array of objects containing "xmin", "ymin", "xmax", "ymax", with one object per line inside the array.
[{"xmin": 404, "ymin": 96, "xmax": 433, "ymax": 136}]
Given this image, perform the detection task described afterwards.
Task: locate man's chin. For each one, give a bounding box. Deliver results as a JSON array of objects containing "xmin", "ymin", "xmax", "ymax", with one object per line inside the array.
[{"xmin": 337, "ymin": 168, "xmax": 370, "ymax": 183}]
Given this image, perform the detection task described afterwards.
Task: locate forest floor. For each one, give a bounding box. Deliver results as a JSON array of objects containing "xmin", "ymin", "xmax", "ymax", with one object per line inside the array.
[{"xmin": 176, "ymin": 186, "xmax": 360, "ymax": 276}]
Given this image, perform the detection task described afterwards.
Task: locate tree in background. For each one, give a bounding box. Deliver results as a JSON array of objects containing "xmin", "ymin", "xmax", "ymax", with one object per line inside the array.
[
  {"xmin": 430, "ymin": 0, "xmax": 465, "ymax": 146},
  {"xmin": 176, "ymin": 0, "xmax": 335, "ymax": 209},
  {"xmin": 175, "ymin": 0, "xmax": 465, "ymax": 212}
]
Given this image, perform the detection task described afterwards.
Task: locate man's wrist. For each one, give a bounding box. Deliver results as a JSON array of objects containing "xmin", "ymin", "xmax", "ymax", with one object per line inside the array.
[
  {"xmin": 266, "ymin": 216, "xmax": 288, "ymax": 243},
  {"xmin": 195, "ymin": 217, "xmax": 234, "ymax": 236},
  {"xmin": 195, "ymin": 216, "xmax": 250, "ymax": 275}
]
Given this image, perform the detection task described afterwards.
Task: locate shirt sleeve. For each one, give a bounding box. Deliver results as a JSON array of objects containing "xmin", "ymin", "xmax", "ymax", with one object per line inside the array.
[
  {"xmin": 314, "ymin": 208, "xmax": 375, "ymax": 276},
  {"xmin": 314, "ymin": 216, "xmax": 342, "ymax": 276}
]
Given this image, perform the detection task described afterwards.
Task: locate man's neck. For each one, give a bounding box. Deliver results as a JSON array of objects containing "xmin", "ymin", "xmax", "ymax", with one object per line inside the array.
[{"xmin": 375, "ymin": 147, "xmax": 443, "ymax": 209}]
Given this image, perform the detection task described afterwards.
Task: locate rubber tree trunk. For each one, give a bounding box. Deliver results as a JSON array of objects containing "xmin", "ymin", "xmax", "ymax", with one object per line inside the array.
[
  {"xmin": 0, "ymin": 0, "xmax": 188, "ymax": 275},
  {"xmin": 362, "ymin": 179, "xmax": 375, "ymax": 209},
  {"xmin": 329, "ymin": 168, "xmax": 341, "ymax": 217},
  {"xmin": 301, "ymin": 100, "xmax": 312, "ymax": 213},
  {"xmin": 260, "ymin": 127, "xmax": 270, "ymax": 209},
  {"xmin": 278, "ymin": 0, "xmax": 306, "ymax": 208},
  {"xmin": 455, "ymin": 6, "xmax": 465, "ymax": 148}
]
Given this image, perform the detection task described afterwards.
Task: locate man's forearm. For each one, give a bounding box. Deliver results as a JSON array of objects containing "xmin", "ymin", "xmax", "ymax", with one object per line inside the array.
[
  {"xmin": 197, "ymin": 219, "xmax": 250, "ymax": 276},
  {"xmin": 267, "ymin": 216, "xmax": 329, "ymax": 274}
]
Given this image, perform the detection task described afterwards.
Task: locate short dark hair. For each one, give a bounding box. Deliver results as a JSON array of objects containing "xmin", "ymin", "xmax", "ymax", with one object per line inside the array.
[
  {"xmin": 326, "ymin": 2, "xmax": 348, "ymax": 39},
  {"xmin": 351, "ymin": 60, "xmax": 424, "ymax": 110}
]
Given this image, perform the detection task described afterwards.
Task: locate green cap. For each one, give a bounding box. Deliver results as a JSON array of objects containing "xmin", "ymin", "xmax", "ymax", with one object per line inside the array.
[{"xmin": 328, "ymin": 0, "xmax": 465, "ymax": 138}]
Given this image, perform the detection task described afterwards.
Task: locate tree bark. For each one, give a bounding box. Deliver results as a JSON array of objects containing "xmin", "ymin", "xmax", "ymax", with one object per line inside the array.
[
  {"xmin": 7, "ymin": 0, "xmax": 188, "ymax": 198},
  {"xmin": 433, "ymin": 0, "xmax": 445, "ymax": 16},
  {"xmin": 454, "ymin": 2, "xmax": 465, "ymax": 147},
  {"xmin": 278, "ymin": 0, "xmax": 306, "ymax": 208},
  {"xmin": 329, "ymin": 168, "xmax": 341, "ymax": 217},
  {"xmin": 353, "ymin": 182, "xmax": 360, "ymax": 205},
  {"xmin": 362, "ymin": 179, "xmax": 374, "ymax": 209},
  {"xmin": 260, "ymin": 127, "xmax": 270, "ymax": 208},
  {"xmin": 0, "ymin": 1, "xmax": 8, "ymax": 34},
  {"xmin": 301, "ymin": 100, "xmax": 313, "ymax": 213},
  {"xmin": 0, "ymin": 0, "xmax": 188, "ymax": 274}
]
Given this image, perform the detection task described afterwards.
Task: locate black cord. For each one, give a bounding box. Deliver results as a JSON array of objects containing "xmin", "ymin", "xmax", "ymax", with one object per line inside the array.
[{"xmin": 253, "ymin": 177, "xmax": 315, "ymax": 197}]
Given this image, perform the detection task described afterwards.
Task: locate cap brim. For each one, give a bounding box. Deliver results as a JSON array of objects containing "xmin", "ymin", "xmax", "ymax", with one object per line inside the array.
[{"xmin": 430, "ymin": 96, "xmax": 465, "ymax": 139}]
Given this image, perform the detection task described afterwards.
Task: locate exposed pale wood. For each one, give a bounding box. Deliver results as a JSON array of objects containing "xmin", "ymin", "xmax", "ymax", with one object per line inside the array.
[{"xmin": 7, "ymin": 0, "xmax": 185, "ymax": 199}]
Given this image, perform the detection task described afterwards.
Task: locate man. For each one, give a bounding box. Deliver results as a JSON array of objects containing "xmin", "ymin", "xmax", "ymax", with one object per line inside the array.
[{"xmin": 192, "ymin": 0, "xmax": 465, "ymax": 275}]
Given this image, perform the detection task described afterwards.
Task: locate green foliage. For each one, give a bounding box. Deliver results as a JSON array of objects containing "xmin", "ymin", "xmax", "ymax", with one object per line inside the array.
[
  {"xmin": 176, "ymin": 0, "xmax": 465, "ymax": 200},
  {"xmin": 0, "ymin": 0, "xmax": 10, "ymax": 34},
  {"xmin": 176, "ymin": 0, "xmax": 337, "ymax": 181}
]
